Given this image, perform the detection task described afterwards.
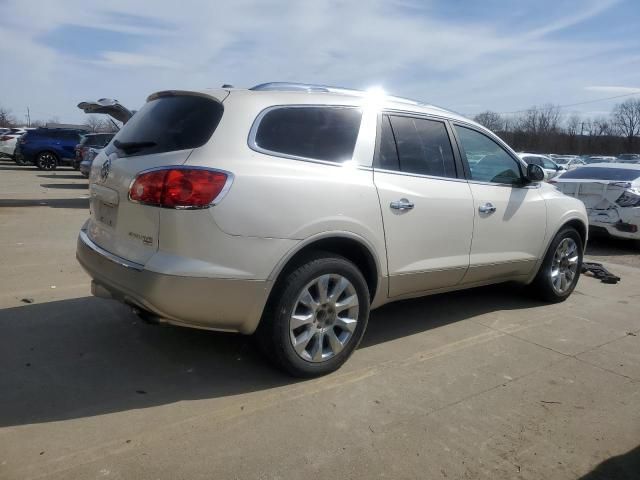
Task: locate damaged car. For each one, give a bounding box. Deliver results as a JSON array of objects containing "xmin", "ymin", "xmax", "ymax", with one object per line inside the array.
[{"xmin": 552, "ymin": 163, "xmax": 640, "ymax": 245}]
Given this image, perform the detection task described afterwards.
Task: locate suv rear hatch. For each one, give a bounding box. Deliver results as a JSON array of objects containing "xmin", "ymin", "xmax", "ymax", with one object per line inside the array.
[{"xmin": 86, "ymin": 90, "xmax": 228, "ymax": 265}]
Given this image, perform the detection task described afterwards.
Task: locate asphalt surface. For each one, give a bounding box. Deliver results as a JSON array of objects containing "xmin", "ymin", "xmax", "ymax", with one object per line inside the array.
[{"xmin": 1, "ymin": 158, "xmax": 639, "ymax": 480}]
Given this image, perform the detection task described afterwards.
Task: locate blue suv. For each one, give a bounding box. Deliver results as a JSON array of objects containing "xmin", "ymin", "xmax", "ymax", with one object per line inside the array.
[{"xmin": 15, "ymin": 128, "xmax": 86, "ymax": 170}]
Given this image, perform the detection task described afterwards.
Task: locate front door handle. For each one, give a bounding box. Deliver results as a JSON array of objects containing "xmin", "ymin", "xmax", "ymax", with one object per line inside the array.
[
  {"xmin": 390, "ymin": 198, "xmax": 415, "ymax": 211},
  {"xmin": 478, "ymin": 202, "xmax": 497, "ymax": 214}
]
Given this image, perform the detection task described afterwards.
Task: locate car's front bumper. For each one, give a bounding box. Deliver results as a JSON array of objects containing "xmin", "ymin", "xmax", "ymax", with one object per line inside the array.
[
  {"xmin": 589, "ymin": 208, "xmax": 640, "ymax": 240},
  {"xmin": 76, "ymin": 229, "xmax": 271, "ymax": 334}
]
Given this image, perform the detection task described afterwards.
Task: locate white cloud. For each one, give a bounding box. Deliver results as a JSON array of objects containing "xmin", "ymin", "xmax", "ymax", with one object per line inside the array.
[
  {"xmin": 97, "ymin": 52, "xmax": 181, "ymax": 69},
  {"xmin": 0, "ymin": 0, "xmax": 635, "ymax": 123}
]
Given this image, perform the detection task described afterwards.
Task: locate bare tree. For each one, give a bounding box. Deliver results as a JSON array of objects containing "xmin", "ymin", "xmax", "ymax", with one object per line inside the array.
[
  {"xmin": 565, "ymin": 115, "xmax": 581, "ymax": 137},
  {"xmin": 537, "ymin": 104, "xmax": 561, "ymax": 135},
  {"xmin": 473, "ymin": 111, "xmax": 503, "ymax": 132},
  {"xmin": 0, "ymin": 106, "xmax": 16, "ymax": 128},
  {"xmin": 612, "ymin": 98, "xmax": 640, "ymax": 151},
  {"xmin": 84, "ymin": 115, "xmax": 106, "ymax": 133},
  {"xmin": 591, "ymin": 117, "xmax": 613, "ymax": 137}
]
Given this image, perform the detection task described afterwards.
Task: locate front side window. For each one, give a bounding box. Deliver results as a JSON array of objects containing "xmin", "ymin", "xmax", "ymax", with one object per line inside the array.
[
  {"xmin": 254, "ymin": 106, "xmax": 362, "ymax": 163},
  {"xmin": 455, "ymin": 125, "xmax": 522, "ymax": 185},
  {"xmin": 542, "ymin": 158, "xmax": 557, "ymax": 170},
  {"xmin": 376, "ymin": 114, "xmax": 457, "ymax": 178}
]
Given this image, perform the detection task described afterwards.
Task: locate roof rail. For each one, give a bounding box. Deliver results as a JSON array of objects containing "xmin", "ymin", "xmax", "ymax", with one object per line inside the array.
[
  {"xmin": 249, "ymin": 82, "xmax": 424, "ymax": 106},
  {"xmin": 251, "ymin": 82, "xmax": 335, "ymax": 93}
]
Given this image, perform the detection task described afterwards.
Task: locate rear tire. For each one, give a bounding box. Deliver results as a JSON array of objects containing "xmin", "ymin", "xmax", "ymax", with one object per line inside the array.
[
  {"xmin": 35, "ymin": 151, "xmax": 58, "ymax": 170},
  {"xmin": 530, "ymin": 227, "xmax": 583, "ymax": 302},
  {"xmin": 257, "ymin": 253, "xmax": 370, "ymax": 377},
  {"xmin": 14, "ymin": 155, "xmax": 28, "ymax": 166}
]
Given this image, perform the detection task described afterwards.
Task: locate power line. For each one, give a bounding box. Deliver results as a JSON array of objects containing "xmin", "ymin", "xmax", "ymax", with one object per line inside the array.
[{"xmin": 470, "ymin": 90, "xmax": 640, "ymax": 116}]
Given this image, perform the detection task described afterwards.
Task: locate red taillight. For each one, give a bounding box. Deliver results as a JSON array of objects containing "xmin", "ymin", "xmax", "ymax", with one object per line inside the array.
[
  {"xmin": 0, "ymin": 135, "xmax": 11, "ymax": 141},
  {"xmin": 129, "ymin": 168, "xmax": 230, "ymax": 209}
]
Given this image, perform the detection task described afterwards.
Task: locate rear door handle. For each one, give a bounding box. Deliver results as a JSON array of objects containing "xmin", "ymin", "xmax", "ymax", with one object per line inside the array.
[
  {"xmin": 478, "ymin": 202, "xmax": 496, "ymax": 214},
  {"xmin": 390, "ymin": 198, "xmax": 415, "ymax": 211}
]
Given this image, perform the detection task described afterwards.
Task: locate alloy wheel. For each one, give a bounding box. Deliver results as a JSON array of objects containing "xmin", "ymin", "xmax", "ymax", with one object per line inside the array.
[
  {"xmin": 289, "ymin": 274, "xmax": 359, "ymax": 362},
  {"xmin": 38, "ymin": 153, "xmax": 57, "ymax": 170},
  {"xmin": 550, "ymin": 237, "xmax": 579, "ymax": 294}
]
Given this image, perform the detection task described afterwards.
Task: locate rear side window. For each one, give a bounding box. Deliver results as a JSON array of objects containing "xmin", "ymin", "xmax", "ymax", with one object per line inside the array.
[
  {"xmin": 253, "ymin": 106, "xmax": 362, "ymax": 163},
  {"xmin": 560, "ymin": 167, "xmax": 640, "ymax": 181},
  {"xmin": 378, "ymin": 115, "xmax": 457, "ymax": 178},
  {"xmin": 109, "ymin": 95, "xmax": 223, "ymax": 157}
]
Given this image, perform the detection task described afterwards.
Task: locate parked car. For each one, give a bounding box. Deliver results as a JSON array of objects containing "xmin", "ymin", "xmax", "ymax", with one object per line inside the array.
[
  {"xmin": 552, "ymin": 163, "xmax": 640, "ymax": 244},
  {"xmin": 14, "ymin": 128, "xmax": 87, "ymax": 169},
  {"xmin": 0, "ymin": 127, "xmax": 30, "ymax": 158},
  {"xmin": 518, "ymin": 153, "xmax": 564, "ymax": 180},
  {"xmin": 76, "ymin": 83, "xmax": 588, "ymax": 377},
  {"xmin": 77, "ymin": 98, "xmax": 134, "ymax": 125},
  {"xmin": 75, "ymin": 133, "xmax": 115, "ymax": 176},
  {"xmin": 583, "ymin": 156, "xmax": 617, "ymax": 164},
  {"xmin": 616, "ymin": 154, "xmax": 640, "ymax": 162},
  {"xmin": 553, "ymin": 156, "xmax": 586, "ymax": 170}
]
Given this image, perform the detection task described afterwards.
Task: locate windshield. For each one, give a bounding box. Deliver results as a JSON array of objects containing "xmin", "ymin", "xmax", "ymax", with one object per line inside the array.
[
  {"xmin": 559, "ymin": 166, "xmax": 640, "ymax": 181},
  {"xmin": 107, "ymin": 94, "xmax": 223, "ymax": 157}
]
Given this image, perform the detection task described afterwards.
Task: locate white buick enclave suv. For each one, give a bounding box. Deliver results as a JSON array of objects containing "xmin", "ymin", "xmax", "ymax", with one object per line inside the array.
[{"xmin": 77, "ymin": 82, "xmax": 588, "ymax": 377}]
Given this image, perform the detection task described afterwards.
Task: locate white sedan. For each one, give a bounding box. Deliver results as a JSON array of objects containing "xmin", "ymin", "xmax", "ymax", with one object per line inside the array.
[
  {"xmin": 518, "ymin": 153, "xmax": 565, "ymax": 180},
  {"xmin": 552, "ymin": 163, "xmax": 640, "ymax": 243},
  {"xmin": 0, "ymin": 128, "xmax": 30, "ymax": 158}
]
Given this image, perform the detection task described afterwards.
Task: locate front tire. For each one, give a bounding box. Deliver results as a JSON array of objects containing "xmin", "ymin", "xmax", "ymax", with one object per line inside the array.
[
  {"xmin": 257, "ymin": 253, "xmax": 370, "ymax": 377},
  {"xmin": 530, "ymin": 227, "xmax": 583, "ymax": 302},
  {"xmin": 35, "ymin": 152, "xmax": 58, "ymax": 170}
]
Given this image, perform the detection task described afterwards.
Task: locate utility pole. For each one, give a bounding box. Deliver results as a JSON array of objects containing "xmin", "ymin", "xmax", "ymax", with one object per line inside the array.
[{"xmin": 26, "ymin": 107, "xmax": 31, "ymax": 127}]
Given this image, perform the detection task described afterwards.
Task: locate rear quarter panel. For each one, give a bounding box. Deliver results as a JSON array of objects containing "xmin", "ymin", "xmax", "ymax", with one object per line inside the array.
[{"xmin": 184, "ymin": 92, "xmax": 388, "ymax": 279}]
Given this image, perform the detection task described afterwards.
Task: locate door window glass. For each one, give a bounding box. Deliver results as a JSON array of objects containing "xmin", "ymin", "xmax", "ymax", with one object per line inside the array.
[
  {"xmin": 455, "ymin": 126, "xmax": 522, "ymax": 184},
  {"xmin": 385, "ymin": 115, "xmax": 457, "ymax": 178}
]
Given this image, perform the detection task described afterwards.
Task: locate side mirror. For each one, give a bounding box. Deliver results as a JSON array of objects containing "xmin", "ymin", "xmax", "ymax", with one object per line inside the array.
[{"xmin": 526, "ymin": 163, "xmax": 545, "ymax": 182}]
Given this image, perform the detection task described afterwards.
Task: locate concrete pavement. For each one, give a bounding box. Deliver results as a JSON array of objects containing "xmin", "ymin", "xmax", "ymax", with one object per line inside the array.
[{"xmin": 1, "ymin": 158, "xmax": 638, "ymax": 479}]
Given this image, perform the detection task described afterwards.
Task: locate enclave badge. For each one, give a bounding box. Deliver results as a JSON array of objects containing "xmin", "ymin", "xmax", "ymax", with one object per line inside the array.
[{"xmin": 99, "ymin": 157, "xmax": 112, "ymax": 183}]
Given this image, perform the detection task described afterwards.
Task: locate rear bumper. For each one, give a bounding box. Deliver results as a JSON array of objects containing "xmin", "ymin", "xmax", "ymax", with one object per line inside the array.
[
  {"xmin": 79, "ymin": 161, "xmax": 91, "ymax": 177},
  {"xmin": 76, "ymin": 229, "xmax": 271, "ymax": 334}
]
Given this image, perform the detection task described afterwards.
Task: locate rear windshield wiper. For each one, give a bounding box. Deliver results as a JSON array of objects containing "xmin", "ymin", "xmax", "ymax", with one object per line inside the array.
[{"xmin": 114, "ymin": 140, "xmax": 157, "ymax": 153}]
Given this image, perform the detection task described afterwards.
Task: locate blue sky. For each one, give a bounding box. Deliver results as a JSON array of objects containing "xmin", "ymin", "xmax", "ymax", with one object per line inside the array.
[{"xmin": 0, "ymin": 0, "xmax": 639, "ymax": 124}]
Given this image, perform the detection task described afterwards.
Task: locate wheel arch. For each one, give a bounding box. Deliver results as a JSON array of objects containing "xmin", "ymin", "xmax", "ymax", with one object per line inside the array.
[
  {"xmin": 528, "ymin": 216, "xmax": 588, "ymax": 284},
  {"xmin": 267, "ymin": 232, "xmax": 382, "ymax": 304}
]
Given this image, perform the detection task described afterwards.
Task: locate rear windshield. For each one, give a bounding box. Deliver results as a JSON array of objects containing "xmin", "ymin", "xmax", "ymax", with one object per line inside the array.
[
  {"xmin": 560, "ymin": 167, "xmax": 640, "ymax": 181},
  {"xmin": 81, "ymin": 134, "xmax": 114, "ymax": 148},
  {"xmin": 253, "ymin": 106, "xmax": 362, "ymax": 163},
  {"xmin": 107, "ymin": 95, "xmax": 223, "ymax": 157}
]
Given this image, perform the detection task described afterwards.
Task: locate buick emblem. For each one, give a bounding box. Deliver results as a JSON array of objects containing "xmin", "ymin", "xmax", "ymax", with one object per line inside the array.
[{"xmin": 100, "ymin": 157, "xmax": 112, "ymax": 183}]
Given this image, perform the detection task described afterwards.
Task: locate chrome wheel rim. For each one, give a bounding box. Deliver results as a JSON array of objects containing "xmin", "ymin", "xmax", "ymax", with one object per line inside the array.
[
  {"xmin": 39, "ymin": 153, "xmax": 56, "ymax": 169},
  {"xmin": 550, "ymin": 237, "xmax": 579, "ymax": 294},
  {"xmin": 289, "ymin": 274, "xmax": 359, "ymax": 363}
]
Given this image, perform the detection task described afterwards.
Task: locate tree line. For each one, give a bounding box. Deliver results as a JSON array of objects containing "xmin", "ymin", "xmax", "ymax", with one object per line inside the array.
[
  {"xmin": 473, "ymin": 98, "xmax": 640, "ymax": 155},
  {"xmin": 3, "ymin": 97, "xmax": 640, "ymax": 153},
  {"xmin": 0, "ymin": 106, "xmax": 118, "ymax": 133}
]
